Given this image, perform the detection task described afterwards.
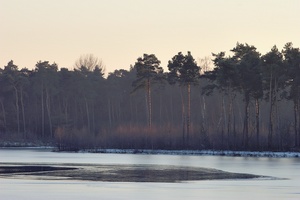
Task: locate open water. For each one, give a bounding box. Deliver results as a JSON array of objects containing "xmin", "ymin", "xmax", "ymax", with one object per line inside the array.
[{"xmin": 0, "ymin": 148, "xmax": 299, "ymax": 200}]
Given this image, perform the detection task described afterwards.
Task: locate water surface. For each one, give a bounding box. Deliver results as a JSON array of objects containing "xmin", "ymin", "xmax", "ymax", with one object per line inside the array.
[{"xmin": 1, "ymin": 148, "xmax": 299, "ymax": 199}]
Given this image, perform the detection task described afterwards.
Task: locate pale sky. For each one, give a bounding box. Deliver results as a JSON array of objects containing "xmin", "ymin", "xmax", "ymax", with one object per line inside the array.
[{"xmin": 1, "ymin": 0, "xmax": 300, "ymax": 74}]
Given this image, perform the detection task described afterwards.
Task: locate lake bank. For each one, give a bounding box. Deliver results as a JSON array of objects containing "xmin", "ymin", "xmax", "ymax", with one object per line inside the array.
[
  {"xmin": 77, "ymin": 148, "xmax": 300, "ymax": 158},
  {"xmin": 1, "ymin": 145, "xmax": 300, "ymax": 158}
]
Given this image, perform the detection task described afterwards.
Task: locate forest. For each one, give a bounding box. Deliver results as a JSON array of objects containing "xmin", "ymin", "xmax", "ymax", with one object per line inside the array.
[{"xmin": 1, "ymin": 42, "xmax": 300, "ymax": 152}]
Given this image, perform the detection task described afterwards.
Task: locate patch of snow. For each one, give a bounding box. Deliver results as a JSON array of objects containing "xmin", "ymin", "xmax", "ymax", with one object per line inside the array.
[{"xmin": 83, "ymin": 149, "xmax": 300, "ymax": 158}]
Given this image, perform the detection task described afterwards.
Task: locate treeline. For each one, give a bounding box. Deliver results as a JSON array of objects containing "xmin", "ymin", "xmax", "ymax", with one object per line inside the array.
[{"xmin": 1, "ymin": 42, "xmax": 300, "ymax": 151}]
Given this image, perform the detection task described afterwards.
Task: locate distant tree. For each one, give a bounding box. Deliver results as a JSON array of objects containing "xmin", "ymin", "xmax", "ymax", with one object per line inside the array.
[
  {"xmin": 231, "ymin": 43, "xmax": 262, "ymax": 149},
  {"xmin": 250, "ymin": 63, "xmax": 263, "ymax": 149},
  {"xmin": 4, "ymin": 43, "xmax": 300, "ymax": 151},
  {"xmin": 168, "ymin": 51, "xmax": 200, "ymax": 145},
  {"xmin": 74, "ymin": 61, "xmax": 105, "ymax": 134},
  {"xmin": 282, "ymin": 42, "xmax": 300, "ymax": 147},
  {"xmin": 2, "ymin": 61, "xmax": 21, "ymax": 134},
  {"xmin": 198, "ymin": 56, "xmax": 213, "ymax": 74},
  {"xmin": 73, "ymin": 54, "xmax": 106, "ymax": 133},
  {"xmin": 18, "ymin": 68, "xmax": 30, "ymax": 136},
  {"xmin": 57, "ymin": 68, "xmax": 77, "ymax": 128},
  {"xmin": 132, "ymin": 54, "xmax": 163, "ymax": 129},
  {"xmin": 74, "ymin": 54, "xmax": 105, "ymax": 75},
  {"xmin": 106, "ymin": 68, "xmax": 138, "ymax": 129},
  {"xmin": 32, "ymin": 61, "xmax": 59, "ymax": 137},
  {"xmin": 261, "ymin": 46, "xmax": 285, "ymax": 149},
  {"xmin": 0, "ymin": 68, "xmax": 6, "ymax": 132},
  {"xmin": 204, "ymin": 52, "xmax": 238, "ymax": 148}
]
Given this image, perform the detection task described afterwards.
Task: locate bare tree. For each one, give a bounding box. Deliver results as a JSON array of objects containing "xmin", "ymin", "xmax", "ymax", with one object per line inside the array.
[
  {"xmin": 74, "ymin": 54, "xmax": 106, "ymax": 73},
  {"xmin": 198, "ymin": 56, "xmax": 213, "ymax": 75}
]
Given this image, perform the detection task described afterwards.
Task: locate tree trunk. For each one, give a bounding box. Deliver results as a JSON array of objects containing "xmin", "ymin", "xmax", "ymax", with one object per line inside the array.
[
  {"xmin": 268, "ymin": 72, "xmax": 273, "ymax": 149},
  {"xmin": 135, "ymin": 100, "xmax": 138, "ymax": 125},
  {"xmin": 92, "ymin": 101, "xmax": 95, "ymax": 135},
  {"xmin": 46, "ymin": 89, "xmax": 53, "ymax": 137},
  {"xmin": 227, "ymin": 89, "xmax": 233, "ymax": 148},
  {"xmin": 159, "ymin": 93, "xmax": 162, "ymax": 125},
  {"xmin": 0, "ymin": 99, "xmax": 7, "ymax": 132},
  {"xmin": 294, "ymin": 101, "xmax": 298, "ymax": 147},
  {"xmin": 108, "ymin": 98, "xmax": 112, "ymax": 128},
  {"xmin": 170, "ymin": 92, "xmax": 174, "ymax": 127},
  {"xmin": 20, "ymin": 88, "xmax": 26, "ymax": 137},
  {"xmin": 180, "ymin": 87, "xmax": 186, "ymax": 146},
  {"xmin": 298, "ymin": 98, "xmax": 300, "ymax": 147},
  {"xmin": 220, "ymin": 94, "xmax": 225, "ymax": 149},
  {"xmin": 41, "ymin": 85, "xmax": 45, "ymax": 138},
  {"xmin": 118, "ymin": 100, "xmax": 121, "ymax": 123},
  {"xmin": 243, "ymin": 94, "xmax": 250, "ymax": 149},
  {"xmin": 201, "ymin": 95, "xmax": 206, "ymax": 132},
  {"xmin": 268, "ymin": 104, "xmax": 274, "ymax": 149},
  {"xmin": 233, "ymin": 105, "xmax": 237, "ymax": 150},
  {"xmin": 274, "ymin": 78, "xmax": 279, "ymax": 147},
  {"xmin": 187, "ymin": 83, "xmax": 191, "ymax": 146},
  {"xmin": 255, "ymin": 98, "xmax": 260, "ymax": 149},
  {"xmin": 85, "ymin": 97, "xmax": 90, "ymax": 134},
  {"xmin": 13, "ymin": 86, "xmax": 20, "ymax": 134},
  {"xmin": 146, "ymin": 78, "xmax": 152, "ymax": 129},
  {"xmin": 129, "ymin": 96, "xmax": 134, "ymax": 126},
  {"xmin": 63, "ymin": 98, "xmax": 68, "ymax": 125}
]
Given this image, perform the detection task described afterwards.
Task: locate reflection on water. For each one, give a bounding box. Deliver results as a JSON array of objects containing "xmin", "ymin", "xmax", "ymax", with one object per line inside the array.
[{"xmin": 0, "ymin": 148, "xmax": 300, "ymax": 200}]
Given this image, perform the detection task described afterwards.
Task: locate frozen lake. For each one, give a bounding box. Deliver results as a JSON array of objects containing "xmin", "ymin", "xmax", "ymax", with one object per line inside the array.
[{"xmin": 1, "ymin": 148, "xmax": 300, "ymax": 199}]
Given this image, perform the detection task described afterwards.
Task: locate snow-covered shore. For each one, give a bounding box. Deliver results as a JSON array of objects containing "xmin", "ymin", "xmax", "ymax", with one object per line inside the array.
[
  {"xmin": 0, "ymin": 141, "xmax": 54, "ymax": 148},
  {"xmin": 1, "ymin": 142, "xmax": 300, "ymax": 158},
  {"xmin": 83, "ymin": 149, "xmax": 300, "ymax": 158}
]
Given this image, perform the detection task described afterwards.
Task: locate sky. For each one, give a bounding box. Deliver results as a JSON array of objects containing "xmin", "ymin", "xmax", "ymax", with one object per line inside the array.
[{"xmin": 1, "ymin": 0, "xmax": 300, "ymax": 74}]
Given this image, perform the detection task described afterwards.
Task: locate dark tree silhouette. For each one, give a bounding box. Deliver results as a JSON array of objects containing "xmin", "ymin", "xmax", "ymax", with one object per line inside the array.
[
  {"xmin": 282, "ymin": 42, "xmax": 300, "ymax": 147},
  {"xmin": 2, "ymin": 42, "xmax": 300, "ymax": 152},
  {"xmin": 132, "ymin": 54, "xmax": 163, "ymax": 129},
  {"xmin": 74, "ymin": 54, "xmax": 105, "ymax": 75},
  {"xmin": 261, "ymin": 46, "xmax": 285, "ymax": 149},
  {"xmin": 231, "ymin": 43, "xmax": 262, "ymax": 149},
  {"xmin": 32, "ymin": 61, "xmax": 59, "ymax": 137},
  {"xmin": 2, "ymin": 61, "xmax": 21, "ymax": 134},
  {"xmin": 168, "ymin": 51, "xmax": 200, "ymax": 146},
  {"xmin": 204, "ymin": 52, "xmax": 239, "ymax": 148}
]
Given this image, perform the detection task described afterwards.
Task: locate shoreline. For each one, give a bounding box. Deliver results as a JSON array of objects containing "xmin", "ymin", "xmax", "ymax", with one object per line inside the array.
[
  {"xmin": 1, "ymin": 145, "xmax": 300, "ymax": 158},
  {"xmin": 83, "ymin": 149, "xmax": 300, "ymax": 158}
]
